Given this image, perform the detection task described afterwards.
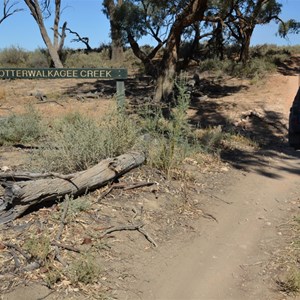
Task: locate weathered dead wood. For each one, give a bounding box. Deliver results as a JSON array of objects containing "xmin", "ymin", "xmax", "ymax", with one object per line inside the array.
[
  {"xmin": 0, "ymin": 171, "xmax": 77, "ymax": 181},
  {"xmin": 0, "ymin": 151, "xmax": 146, "ymax": 224}
]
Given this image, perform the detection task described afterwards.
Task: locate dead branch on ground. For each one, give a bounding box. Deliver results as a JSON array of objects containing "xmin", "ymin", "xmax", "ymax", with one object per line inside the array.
[
  {"xmin": 100, "ymin": 223, "xmax": 157, "ymax": 247},
  {"xmin": 0, "ymin": 151, "xmax": 146, "ymax": 224}
]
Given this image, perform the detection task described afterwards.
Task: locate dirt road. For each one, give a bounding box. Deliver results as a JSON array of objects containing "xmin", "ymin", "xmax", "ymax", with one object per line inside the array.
[{"xmin": 133, "ymin": 75, "xmax": 300, "ymax": 300}]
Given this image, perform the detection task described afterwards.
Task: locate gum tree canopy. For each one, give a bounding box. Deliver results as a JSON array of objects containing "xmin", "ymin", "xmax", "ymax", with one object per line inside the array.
[{"xmin": 110, "ymin": 0, "xmax": 209, "ymax": 102}]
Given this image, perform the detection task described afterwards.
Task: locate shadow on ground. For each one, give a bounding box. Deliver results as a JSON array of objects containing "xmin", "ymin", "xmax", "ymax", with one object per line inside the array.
[
  {"xmin": 277, "ymin": 56, "xmax": 300, "ymax": 76},
  {"xmin": 62, "ymin": 66, "xmax": 299, "ymax": 180}
]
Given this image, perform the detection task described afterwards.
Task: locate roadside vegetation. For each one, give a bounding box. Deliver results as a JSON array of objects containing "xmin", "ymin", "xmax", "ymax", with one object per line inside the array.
[
  {"xmin": 1, "ymin": 43, "xmax": 295, "ymax": 176},
  {"xmin": 0, "ymin": 70, "xmax": 258, "ymax": 179},
  {"xmin": 0, "ymin": 44, "xmax": 299, "ymax": 299},
  {"xmin": 1, "ymin": 44, "xmax": 299, "ymax": 77}
]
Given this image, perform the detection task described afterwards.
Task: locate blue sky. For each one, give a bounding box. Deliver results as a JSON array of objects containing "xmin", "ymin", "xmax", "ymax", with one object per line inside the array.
[{"xmin": 0, "ymin": 0, "xmax": 299, "ymax": 51}]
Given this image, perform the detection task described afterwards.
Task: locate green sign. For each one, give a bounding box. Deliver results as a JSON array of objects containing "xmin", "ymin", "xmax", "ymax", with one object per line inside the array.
[{"xmin": 0, "ymin": 68, "xmax": 127, "ymax": 79}]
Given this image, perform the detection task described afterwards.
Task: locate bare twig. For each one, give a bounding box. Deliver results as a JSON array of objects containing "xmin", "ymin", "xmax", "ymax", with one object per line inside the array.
[
  {"xmin": 65, "ymin": 27, "xmax": 92, "ymax": 51},
  {"xmin": 54, "ymin": 195, "xmax": 70, "ymax": 266},
  {"xmin": 202, "ymin": 212, "xmax": 218, "ymax": 223},
  {"xmin": 35, "ymin": 100, "xmax": 65, "ymax": 107},
  {"xmin": 100, "ymin": 223, "xmax": 157, "ymax": 247},
  {"xmin": 97, "ymin": 186, "xmax": 114, "ymax": 202},
  {"xmin": 0, "ymin": 0, "xmax": 23, "ymax": 25},
  {"xmin": 97, "ymin": 181, "xmax": 156, "ymax": 202},
  {"xmin": 100, "ymin": 223, "xmax": 144, "ymax": 238},
  {"xmin": 56, "ymin": 195, "xmax": 70, "ymax": 241},
  {"xmin": 51, "ymin": 241, "xmax": 81, "ymax": 253},
  {"xmin": 209, "ymin": 194, "xmax": 233, "ymax": 205},
  {"xmin": 8, "ymin": 248, "xmax": 20, "ymax": 270},
  {"xmin": 123, "ymin": 182, "xmax": 156, "ymax": 191},
  {"xmin": 138, "ymin": 227, "xmax": 157, "ymax": 247},
  {"xmin": 4, "ymin": 242, "xmax": 31, "ymax": 261}
]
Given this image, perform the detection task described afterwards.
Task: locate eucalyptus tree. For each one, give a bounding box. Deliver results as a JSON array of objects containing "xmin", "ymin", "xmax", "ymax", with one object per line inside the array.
[
  {"xmin": 112, "ymin": 0, "xmax": 173, "ymax": 75},
  {"xmin": 23, "ymin": 0, "xmax": 66, "ymax": 68},
  {"xmin": 108, "ymin": 0, "xmax": 208, "ymax": 102},
  {"xmin": 278, "ymin": 19, "xmax": 300, "ymax": 38},
  {"xmin": 102, "ymin": 0, "xmax": 124, "ymax": 63},
  {"xmin": 224, "ymin": 0, "xmax": 283, "ymax": 63}
]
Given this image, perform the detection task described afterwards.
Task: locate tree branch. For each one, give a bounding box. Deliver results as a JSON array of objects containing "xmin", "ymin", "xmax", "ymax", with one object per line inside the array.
[{"xmin": 0, "ymin": 0, "xmax": 23, "ymax": 25}]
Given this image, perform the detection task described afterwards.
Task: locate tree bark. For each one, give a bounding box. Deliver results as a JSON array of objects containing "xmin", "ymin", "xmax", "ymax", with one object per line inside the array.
[
  {"xmin": 239, "ymin": 28, "xmax": 253, "ymax": 63},
  {"xmin": 104, "ymin": 0, "xmax": 124, "ymax": 64},
  {"xmin": 153, "ymin": 0, "xmax": 208, "ymax": 103},
  {"xmin": 24, "ymin": 0, "xmax": 63, "ymax": 68},
  {"xmin": 0, "ymin": 151, "xmax": 145, "ymax": 224}
]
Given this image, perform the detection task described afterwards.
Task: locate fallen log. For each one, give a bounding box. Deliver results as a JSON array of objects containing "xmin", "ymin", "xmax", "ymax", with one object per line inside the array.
[{"xmin": 0, "ymin": 151, "xmax": 145, "ymax": 224}]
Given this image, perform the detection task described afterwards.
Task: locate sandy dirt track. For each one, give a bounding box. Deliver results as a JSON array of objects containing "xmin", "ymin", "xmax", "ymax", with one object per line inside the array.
[{"xmin": 133, "ymin": 74, "xmax": 300, "ymax": 300}]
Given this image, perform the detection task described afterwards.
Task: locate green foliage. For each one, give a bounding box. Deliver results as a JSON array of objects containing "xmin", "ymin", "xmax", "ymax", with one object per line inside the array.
[
  {"xmin": 44, "ymin": 266, "xmax": 62, "ymax": 288},
  {"xmin": 199, "ymin": 58, "xmax": 231, "ymax": 74},
  {"xmin": 199, "ymin": 55, "xmax": 278, "ymax": 80},
  {"xmin": 278, "ymin": 19, "xmax": 300, "ymax": 38},
  {"xmin": 66, "ymin": 196, "xmax": 92, "ymax": 222},
  {"xmin": 64, "ymin": 51, "xmax": 110, "ymax": 68},
  {"xmin": 23, "ymin": 234, "xmax": 51, "ymax": 261},
  {"xmin": 142, "ymin": 74, "xmax": 199, "ymax": 177},
  {"xmin": 197, "ymin": 126, "xmax": 224, "ymax": 154},
  {"xmin": 228, "ymin": 58, "xmax": 276, "ymax": 80},
  {"xmin": 0, "ymin": 107, "xmax": 44, "ymax": 145},
  {"xmin": 34, "ymin": 109, "xmax": 138, "ymax": 173},
  {"xmin": 27, "ymin": 49, "xmax": 49, "ymax": 67},
  {"xmin": 67, "ymin": 254, "xmax": 101, "ymax": 284},
  {"xmin": 0, "ymin": 46, "xmax": 29, "ymax": 67}
]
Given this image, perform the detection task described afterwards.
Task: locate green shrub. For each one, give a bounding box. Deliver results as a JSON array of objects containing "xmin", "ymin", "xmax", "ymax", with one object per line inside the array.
[
  {"xmin": 23, "ymin": 234, "xmax": 51, "ymax": 261},
  {"xmin": 199, "ymin": 58, "xmax": 230, "ymax": 73},
  {"xmin": 142, "ymin": 74, "xmax": 201, "ymax": 177},
  {"xmin": 64, "ymin": 51, "xmax": 110, "ymax": 68},
  {"xmin": 226, "ymin": 58, "xmax": 276, "ymax": 80},
  {"xmin": 197, "ymin": 126, "xmax": 224, "ymax": 154},
  {"xmin": 34, "ymin": 109, "xmax": 138, "ymax": 173},
  {"xmin": 0, "ymin": 107, "xmax": 44, "ymax": 145},
  {"xmin": 67, "ymin": 254, "xmax": 101, "ymax": 284},
  {"xmin": 277, "ymin": 270, "xmax": 300, "ymax": 295},
  {"xmin": 27, "ymin": 49, "xmax": 49, "ymax": 68},
  {"xmin": 0, "ymin": 46, "xmax": 29, "ymax": 67}
]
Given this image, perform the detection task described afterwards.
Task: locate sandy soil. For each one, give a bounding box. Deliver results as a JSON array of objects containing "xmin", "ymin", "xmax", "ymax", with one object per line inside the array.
[
  {"xmin": 136, "ymin": 151, "xmax": 300, "ymax": 300},
  {"xmin": 0, "ymin": 58, "xmax": 300, "ymax": 300}
]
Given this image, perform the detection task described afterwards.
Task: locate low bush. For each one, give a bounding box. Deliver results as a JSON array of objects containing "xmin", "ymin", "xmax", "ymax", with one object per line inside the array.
[
  {"xmin": 141, "ymin": 74, "xmax": 201, "ymax": 177},
  {"xmin": 0, "ymin": 107, "xmax": 44, "ymax": 145},
  {"xmin": 34, "ymin": 109, "xmax": 138, "ymax": 173},
  {"xmin": 227, "ymin": 57, "xmax": 276, "ymax": 80},
  {"xmin": 67, "ymin": 254, "xmax": 101, "ymax": 284},
  {"xmin": 27, "ymin": 49, "xmax": 49, "ymax": 68},
  {"xmin": 0, "ymin": 46, "xmax": 29, "ymax": 67},
  {"xmin": 23, "ymin": 234, "xmax": 51, "ymax": 261},
  {"xmin": 64, "ymin": 51, "xmax": 110, "ymax": 68}
]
